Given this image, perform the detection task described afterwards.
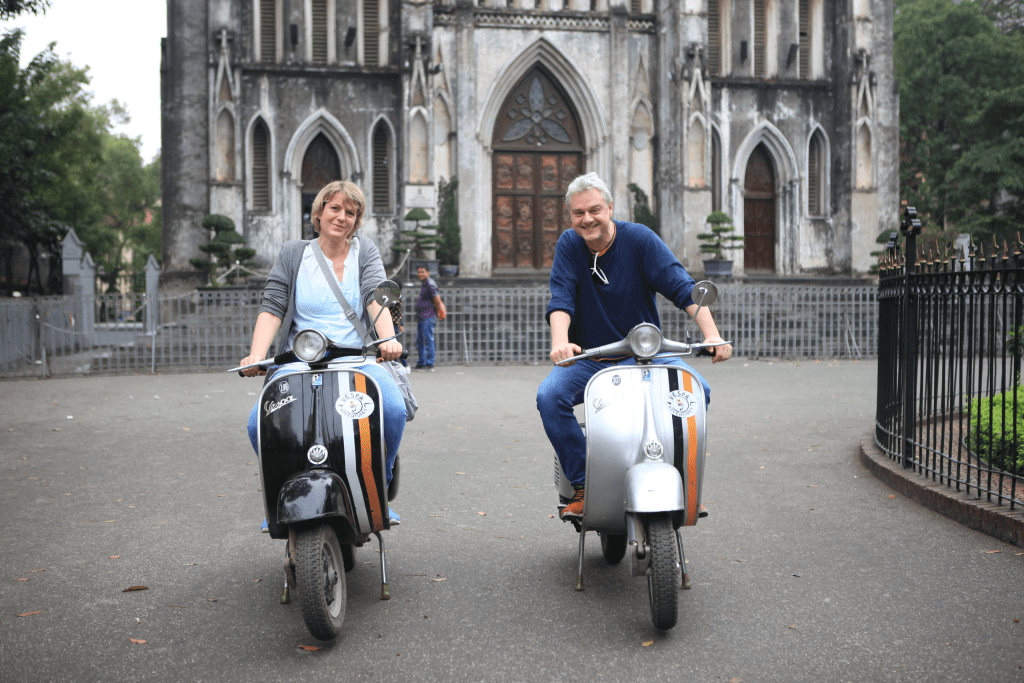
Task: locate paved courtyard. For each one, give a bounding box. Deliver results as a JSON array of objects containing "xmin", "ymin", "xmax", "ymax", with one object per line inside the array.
[{"xmin": 1, "ymin": 359, "xmax": 1022, "ymax": 682}]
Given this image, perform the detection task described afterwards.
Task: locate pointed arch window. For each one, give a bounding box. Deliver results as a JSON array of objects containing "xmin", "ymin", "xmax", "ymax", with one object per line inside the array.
[
  {"xmin": 372, "ymin": 123, "xmax": 393, "ymax": 214},
  {"xmin": 215, "ymin": 109, "xmax": 235, "ymax": 182},
  {"xmin": 856, "ymin": 124, "xmax": 873, "ymax": 190},
  {"xmin": 807, "ymin": 130, "xmax": 827, "ymax": 216},
  {"xmin": 688, "ymin": 118, "xmax": 706, "ymax": 188},
  {"xmin": 711, "ymin": 126, "xmax": 722, "ymax": 211},
  {"xmin": 252, "ymin": 119, "xmax": 271, "ymax": 211}
]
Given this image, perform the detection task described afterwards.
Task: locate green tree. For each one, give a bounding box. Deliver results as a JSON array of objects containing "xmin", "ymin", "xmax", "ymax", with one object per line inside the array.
[
  {"xmin": 896, "ymin": 0, "xmax": 1024, "ymax": 245},
  {"xmin": 0, "ymin": 0, "xmax": 50, "ymax": 20}
]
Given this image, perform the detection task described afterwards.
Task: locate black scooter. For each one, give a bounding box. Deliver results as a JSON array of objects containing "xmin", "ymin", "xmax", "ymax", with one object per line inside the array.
[{"xmin": 231, "ymin": 281, "xmax": 404, "ymax": 641}]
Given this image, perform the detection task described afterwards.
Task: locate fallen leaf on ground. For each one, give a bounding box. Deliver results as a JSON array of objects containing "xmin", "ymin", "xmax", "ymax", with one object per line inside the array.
[
  {"xmin": 108, "ymin": 556, "xmax": 121, "ymax": 559},
  {"xmin": 548, "ymin": 515, "xmax": 555, "ymax": 518},
  {"xmin": 208, "ymin": 598, "xmax": 218, "ymax": 602},
  {"xmin": 759, "ymin": 466, "xmax": 765, "ymax": 469},
  {"xmin": 454, "ymin": 472, "xmax": 466, "ymax": 475},
  {"xmin": 165, "ymin": 605, "xmax": 185, "ymax": 608},
  {"xmin": 985, "ymin": 550, "xmax": 1003, "ymax": 554},
  {"xmin": 1014, "ymin": 619, "xmax": 1020, "ymax": 623},
  {"xmin": 736, "ymin": 559, "xmax": 747, "ymax": 562},
  {"xmin": 478, "ymin": 512, "xmax": 486, "ymax": 516},
  {"xmin": 15, "ymin": 578, "xmax": 29, "ymax": 582},
  {"xmin": 807, "ymin": 485, "xmax": 817, "ymax": 488},
  {"xmin": 185, "ymin": 563, "xmax": 196, "ymax": 566},
  {"xmin": 104, "ymin": 520, "xmax": 116, "ymax": 523},
  {"xmin": 432, "ymin": 577, "xmax": 447, "ymax": 582},
  {"xmin": 889, "ymin": 495, "xmax": 896, "ymax": 498},
  {"xmin": 730, "ymin": 679, "xmax": 744, "ymax": 683},
  {"xmin": 297, "ymin": 645, "xmax": 321, "ymax": 651},
  {"xmin": 252, "ymin": 579, "xmax": 262, "ymax": 583},
  {"xmin": 641, "ymin": 640, "xmax": 654, "ymax": 647},
  {"xmin": 26, "ymin": 569, "xmax": 46, "ymax": 573},
  {"xmin": 122, "ymin": 586, "xmax": 148, "ymax": 592},
  {"xmin": 182, "ymin": 428, "xmax": 190, "ymax": 431},
  {"xmin": 429, "ymin": 514, "xmax": 442, "ymax": 517},
  {"xmin": 217, "ymin": 494, "xmax": 226, "ymax": 497},
  {"xmin": 17, "ymin": 611, "xmax": 42, "ymax": 617},
  {"xmin": 129, "ymin": 638, "xmax": 146, "ymax": 644},
  {"xmin": 788, "ymin": 625, "xmax": 796, "ymax": 629}
]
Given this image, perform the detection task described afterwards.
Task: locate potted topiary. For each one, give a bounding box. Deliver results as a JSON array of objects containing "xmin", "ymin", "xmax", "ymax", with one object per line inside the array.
[
  {"xmin": 435, "ymin": 178, "xmax": 461, "ymax": 278},
  {"xmin": 393, "ymin": 207, "xmax": 440, "ymax": 279},
  {"xmin": 190, "ymin": 214, "xmax": 258, "ymax": 286},
  {"xmin": 697, "ymin": 211, "xmax": 743, "ymax": 278}
]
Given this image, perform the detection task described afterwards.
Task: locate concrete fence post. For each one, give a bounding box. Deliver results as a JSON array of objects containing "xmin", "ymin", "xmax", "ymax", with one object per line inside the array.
[{"xmin": 145, "ymin": 255, "xmax": 161, "ymax": 334}]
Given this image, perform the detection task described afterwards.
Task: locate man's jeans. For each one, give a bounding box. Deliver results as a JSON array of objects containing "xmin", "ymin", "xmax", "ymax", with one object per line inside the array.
[
  {"xmin": 536, "ymin": 357, "xmax": 710, "ymax": 488},
  {"xmin": 416, "ymin": 317, "xmax": 437, "ymax": 366}
]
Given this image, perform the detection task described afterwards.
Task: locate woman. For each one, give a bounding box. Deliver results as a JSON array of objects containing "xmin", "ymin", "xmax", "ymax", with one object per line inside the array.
[{"xmin": 239, "ymin": 180, "xmax": 405, "ymax": 526}]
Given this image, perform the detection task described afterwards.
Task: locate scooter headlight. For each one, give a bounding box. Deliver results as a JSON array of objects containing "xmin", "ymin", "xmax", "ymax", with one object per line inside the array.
[
  {"xmin": 628, "ymin": 323, "xmax": 663, "ymax": 358},
  {"xmin": 293, "ymin": 329, "xmax": 328, "ymax": 363}
]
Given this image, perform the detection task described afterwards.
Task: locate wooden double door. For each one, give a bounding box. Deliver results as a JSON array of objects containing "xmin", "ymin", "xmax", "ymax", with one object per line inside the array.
[
  {"xmin": 492, "ymin": 152, "xmax": 581, "ymax": 269},
  {"xmin": 491, "ymin": 67, "xmax": 585, "ymax": 270}
]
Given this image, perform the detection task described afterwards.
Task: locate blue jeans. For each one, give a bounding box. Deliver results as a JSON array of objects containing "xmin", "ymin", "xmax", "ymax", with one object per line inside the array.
[
  {"xmin": 416, "ymin": 317, "xmax": 437, "ymax": 366},
  {"xmin": 536, "ymin": 357, "xmax": 711, "ymax": 488},
  {"xmin": 247, "ymin": 362, "xmax": 405, "ymax": 485}
]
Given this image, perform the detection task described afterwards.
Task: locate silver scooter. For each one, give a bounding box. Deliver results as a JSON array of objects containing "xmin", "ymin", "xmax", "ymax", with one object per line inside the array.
[{"xmin": 553, "ymin": 281, "xmax": 726, "ymax": 630}]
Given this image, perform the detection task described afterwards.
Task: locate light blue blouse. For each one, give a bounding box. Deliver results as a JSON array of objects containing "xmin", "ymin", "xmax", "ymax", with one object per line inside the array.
[{"xmin": 288, "ymin": 241, "xmax": 363, "ymax": 348}]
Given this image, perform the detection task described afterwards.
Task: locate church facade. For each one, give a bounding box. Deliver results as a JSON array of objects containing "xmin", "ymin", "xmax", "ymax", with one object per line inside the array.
[{"xmin": 161, "ymin": 0, "xmax": 897, "ymax": 283}]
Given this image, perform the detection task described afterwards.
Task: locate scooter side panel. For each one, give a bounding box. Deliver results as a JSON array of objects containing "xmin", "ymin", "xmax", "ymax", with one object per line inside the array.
[
  {"xmin": 259, "ymin": 367, "xmax": 390, "ymax": 539},
  {"xmin": 582, "ymin": 364, "xmax": 708, "ymax": 530}
]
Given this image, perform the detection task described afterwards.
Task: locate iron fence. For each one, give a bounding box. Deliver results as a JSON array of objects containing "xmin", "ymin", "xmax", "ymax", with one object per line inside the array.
[
  {"xmin": 876, "ymin": 212, "xmax": 1022, "ymax": 511},
  {"xmin": 0, "ymin": 282, "xmax": 877, "ymax": 380}
]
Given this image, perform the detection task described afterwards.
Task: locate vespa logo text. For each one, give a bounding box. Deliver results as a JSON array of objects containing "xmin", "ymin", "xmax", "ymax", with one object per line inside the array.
[{"xmin": 264, "ymin": 394, "xmax": 297, "ymax": 416}]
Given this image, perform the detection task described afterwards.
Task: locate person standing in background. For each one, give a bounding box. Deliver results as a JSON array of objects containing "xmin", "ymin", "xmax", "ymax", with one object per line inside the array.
[{"xmin": 414, "ymin": 266, "xmax": 446, "ymax": 371}]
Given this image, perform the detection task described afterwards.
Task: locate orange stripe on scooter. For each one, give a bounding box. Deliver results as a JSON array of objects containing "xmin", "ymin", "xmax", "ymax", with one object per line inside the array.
[
  {"xmin": 355, "ymin": 373, "xmax": 383, "ymax": 531},
  {"xmin": 682, "ymin": 373, "xmax": 698, "ymax": 526}
]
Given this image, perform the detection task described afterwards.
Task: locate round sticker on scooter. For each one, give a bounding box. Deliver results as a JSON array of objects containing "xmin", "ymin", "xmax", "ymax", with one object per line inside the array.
[
  {"xmin": 335, "ymin": 391, "xmax": 375, "ymax": 419},
  {"xmin": 667, "ymin": 390, "xmax": 698, "ymax": 418}
]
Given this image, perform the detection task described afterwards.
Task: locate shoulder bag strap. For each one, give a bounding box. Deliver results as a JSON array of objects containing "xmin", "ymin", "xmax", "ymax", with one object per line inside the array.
[{"xmin": 310, "ymin": 240, "xmax": 371, "ymax": 341}]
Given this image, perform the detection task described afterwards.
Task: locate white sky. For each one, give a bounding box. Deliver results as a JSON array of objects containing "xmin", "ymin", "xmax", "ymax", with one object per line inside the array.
[{"xmin": 1, "ymin": 0, "xmax": 167, "ymax": 163}]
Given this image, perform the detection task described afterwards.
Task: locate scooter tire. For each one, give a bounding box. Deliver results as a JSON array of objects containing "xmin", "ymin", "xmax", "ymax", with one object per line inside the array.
[
  {"xmin": 341, "ymin": 543, "xmax": 356, "ymax": 573},
  {"xmin": 600, "ymin": 533, "xmax": 627, "ymax": 565},
  {"xmin": 294, "ymin": 524, "xmax": 347, "ymax": 641},
  {"xmin": 646, "ymin": 514, "xmax": 679, "ymax": 630}
]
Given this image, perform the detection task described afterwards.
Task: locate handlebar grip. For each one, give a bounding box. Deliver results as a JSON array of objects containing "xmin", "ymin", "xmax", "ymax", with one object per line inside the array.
[
  {"xmin": 376, "ymin": 349, "xmax": 409, "ymax": 360},
  {"xmin": 696, "ymin": 346, "xmax": 714, "ymax": 358}
]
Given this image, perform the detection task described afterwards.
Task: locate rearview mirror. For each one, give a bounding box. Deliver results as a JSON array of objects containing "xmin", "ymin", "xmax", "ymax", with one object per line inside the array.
[{"xmin": 373, "ymin": 280, "xmax": 401, "ymax": 308}]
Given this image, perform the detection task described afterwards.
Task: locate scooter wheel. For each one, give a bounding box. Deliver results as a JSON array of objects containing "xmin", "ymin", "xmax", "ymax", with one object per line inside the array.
[
  {"xmin": 600, "ymin": 533, "xmax": 627, "ymax": 565},
  {"xmin": 294, "ymin": 525, "xmax": 347, "ymax": 640},
  {"xmin": 646, "ymin": 514, "xmax": 679, "ymax": 630}
]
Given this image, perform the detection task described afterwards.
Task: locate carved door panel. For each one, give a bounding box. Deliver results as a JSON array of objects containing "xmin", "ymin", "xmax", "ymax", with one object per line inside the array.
[
  {"xmin": 743, "ymin": 144, "xmax": 776, "ymax": 271},
  {"xmin": 492, "ymin": 67, "xmax": 584, "ymax": 270}
]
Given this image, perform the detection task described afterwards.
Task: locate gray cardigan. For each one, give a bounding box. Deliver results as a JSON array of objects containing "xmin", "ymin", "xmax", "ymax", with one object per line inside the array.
[{"xmin": 260, "ymin": 237, "xmax": 387, "ymax": 352}]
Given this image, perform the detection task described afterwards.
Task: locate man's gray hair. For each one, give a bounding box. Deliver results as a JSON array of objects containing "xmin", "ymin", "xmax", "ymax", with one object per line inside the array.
[{"xmin": 564, "ymin": 172, "xmax": 612, "ymax": 210}]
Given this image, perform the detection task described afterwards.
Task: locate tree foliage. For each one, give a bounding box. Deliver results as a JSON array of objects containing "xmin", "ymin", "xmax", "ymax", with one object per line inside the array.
[
  {"xmin": 0, "ymin": 29, "xmax": 160, "ymax": 295},
  {"xmin": 0, "ymin": 0, "xmax": 50, "ymax": 20},
  {"xmin": 896, "ymin": 0, "xmax": 1024, "ymax": 246}
]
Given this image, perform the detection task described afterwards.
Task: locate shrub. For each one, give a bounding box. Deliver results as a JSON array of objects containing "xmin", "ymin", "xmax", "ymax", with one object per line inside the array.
[{"xmin": 966, "ymin": 386, "xmax": 1024, "ymax": 475}]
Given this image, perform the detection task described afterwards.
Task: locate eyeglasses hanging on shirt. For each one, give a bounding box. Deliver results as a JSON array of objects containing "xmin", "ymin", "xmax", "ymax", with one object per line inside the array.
[{"xmin": 590, "ymin": 251, "xmax": 609, "ymax": 285}]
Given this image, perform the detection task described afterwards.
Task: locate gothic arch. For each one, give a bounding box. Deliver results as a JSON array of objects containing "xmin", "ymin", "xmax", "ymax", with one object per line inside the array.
[
  {"xmin": 369, "ymin": 114, "xmax": 397, "ymax": 215},
  {"xmin": 408, "ymin": 107, "xmax": 429, "ymax": 184},
  {"xmin": 688, "ymin": 112, "xmax": 708, "ymax": 188},
  {"xmin": 806, "ymin": 124, "xmax": 830, "ymax": 216},
  {"xmin": 478, "ymin": 38, "xmax": 606, "ymax": 165},
  {"xmin": 283, "ymin": 108, "xmax": 360, "ymax": 182},
  {"xmin": 245, "ymin": 114, "xmax": 275, "ymax": 212},
  {"xmin": 730, "ymin": 121, "xmax": 800, "ymax": 274}
]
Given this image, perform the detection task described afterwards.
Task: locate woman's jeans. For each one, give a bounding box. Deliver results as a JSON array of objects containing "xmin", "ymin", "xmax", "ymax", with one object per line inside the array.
[
  {"xmin": 247, "ymin": 362, "xmax": 405, "ymax": 485},
  {"xmin": 536, "ymin": 357, "xmax": 710, "ymax": 488},
  {"xmin": 416, "ymin": 317, "xmax": 437, "ymax": 366}
]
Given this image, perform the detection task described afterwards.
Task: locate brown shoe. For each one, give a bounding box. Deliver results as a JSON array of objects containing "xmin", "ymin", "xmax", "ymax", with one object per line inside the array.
[{"xmin": 560, "ymin": 486, "xmax": 585, "ymax": 520}]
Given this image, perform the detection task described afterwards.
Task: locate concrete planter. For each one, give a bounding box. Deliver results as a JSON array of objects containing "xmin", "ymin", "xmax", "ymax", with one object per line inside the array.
[{"xmin": 702, "ymin": 259, "xmax": 734, "ymax": 279}]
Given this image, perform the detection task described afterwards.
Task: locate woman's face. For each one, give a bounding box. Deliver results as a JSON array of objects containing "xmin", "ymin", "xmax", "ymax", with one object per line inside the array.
[{"xmin": 317, "ymin": 193, "xmax": 360, "ymax": 241}]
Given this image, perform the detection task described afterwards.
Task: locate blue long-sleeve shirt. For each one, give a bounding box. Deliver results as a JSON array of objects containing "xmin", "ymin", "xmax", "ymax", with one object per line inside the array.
[{"xmin": 546, "ymin": 220, "xmax": 697, "ymax": 350}]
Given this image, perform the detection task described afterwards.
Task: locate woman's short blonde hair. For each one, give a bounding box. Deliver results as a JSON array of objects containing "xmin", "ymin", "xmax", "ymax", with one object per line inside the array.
[{"xmin": 310, "ymin": 180, "xmax": 366, "ymax": 233}]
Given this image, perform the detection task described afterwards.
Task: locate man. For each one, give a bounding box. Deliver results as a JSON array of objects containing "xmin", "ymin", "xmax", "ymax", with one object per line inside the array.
[
  {"xmin": 536, "ymin": 172, "xmax": 733, "ymax": 520},
  {"xmin": 414, "ymin": 265, "xmax": 446, "ymax": 370}
]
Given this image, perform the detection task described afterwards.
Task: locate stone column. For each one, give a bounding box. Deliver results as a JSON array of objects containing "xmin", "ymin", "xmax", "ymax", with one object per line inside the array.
[{"xmin": 144, "ymin": 255, "xmax": 162, "ymax": 334}]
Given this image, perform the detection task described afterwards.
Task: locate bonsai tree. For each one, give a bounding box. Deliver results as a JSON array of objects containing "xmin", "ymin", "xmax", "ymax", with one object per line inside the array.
[
  {"xmin": 392, "ymin": 207, "xmax": 440, "ymax": 259},
  {"xmin": 697, "ymin": 211, "xmax": 744, "ymax": 261},
  {"xmin": 435, "ymin": 177, "xmax": 461, "ymax": 266},
  {"xmin": 189, "ymin": 214, "xmax": 257, "ymax": 285}
]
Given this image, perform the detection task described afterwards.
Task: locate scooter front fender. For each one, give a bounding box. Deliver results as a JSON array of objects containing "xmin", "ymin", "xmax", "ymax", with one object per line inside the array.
[
  {"xmin": 623, "ymin": 462, "xmax": 684, "ymax": 514},
  {"xmin": 277, "ymin": 470, "xmax": 356, "ymax": 527}
]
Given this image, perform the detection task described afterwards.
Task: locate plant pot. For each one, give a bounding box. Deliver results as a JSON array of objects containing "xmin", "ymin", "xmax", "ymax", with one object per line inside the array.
[
  {"xmin": 702, "ymin": 259, "xmax": 734, "ymax": 279},
  {"xmin": 408, "ymin": 259, "xmax": 440, "ymax": 280},
  {"xmin": 439, "ymin": 265, "xmax": 458, "ymax": 278}
]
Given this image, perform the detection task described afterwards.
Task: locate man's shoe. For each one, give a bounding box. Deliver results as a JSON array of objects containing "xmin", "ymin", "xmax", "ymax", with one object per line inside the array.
[
  {"xmin": 560, "ymin": 487, "xmax": 585, "ymax": 520},
  {"xmin": 414, "ymin": 364, "xmax": 426, "ymax": 370},
  {"xmin": 426, "ymin": 364, "xmax": 435, "ymax": 372},
  {"xmin": 260, "ymin": 518, "xmax": 269, "ymax": 533},
  {"xmin": 388, "ymin": 506, "xmax": 401, "ymax": 526}
]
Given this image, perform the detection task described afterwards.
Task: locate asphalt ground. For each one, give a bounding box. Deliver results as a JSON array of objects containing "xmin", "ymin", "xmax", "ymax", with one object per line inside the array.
[{"xmin": 1, "ymin": 359, "xmax": 1022, "ymax": 683}]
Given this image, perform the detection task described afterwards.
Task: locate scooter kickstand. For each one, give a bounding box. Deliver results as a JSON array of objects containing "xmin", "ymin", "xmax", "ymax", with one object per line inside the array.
[
  {"xmin": 675, "ymin": 529, "xmax": 691, "ymax": 590},
  {"xmin": 575, "ymin": 526, "xmax": 587, "ymax": 592},
  {"xmin": 374, "ymin": 531, "xmax": 390, "ymax": 600}
]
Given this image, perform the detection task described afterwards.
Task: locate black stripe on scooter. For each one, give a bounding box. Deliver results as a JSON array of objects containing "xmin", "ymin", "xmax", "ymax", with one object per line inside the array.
[{"xmin": 668, "ymin": 369, "xmax": 685, "ymax": 471}]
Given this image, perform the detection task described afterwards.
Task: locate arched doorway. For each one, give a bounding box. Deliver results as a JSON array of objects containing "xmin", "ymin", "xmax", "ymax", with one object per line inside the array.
[
  {"xmin": 301, "ymin": 133, "xmax": 342, "ymax": 238},
  {"xmin": 743, "ymin": 144, "xmax": 776, "ymax": 271},
  {"xmin": 491, "ymin": 67, "xmax": 584, "ymax": 270}
]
